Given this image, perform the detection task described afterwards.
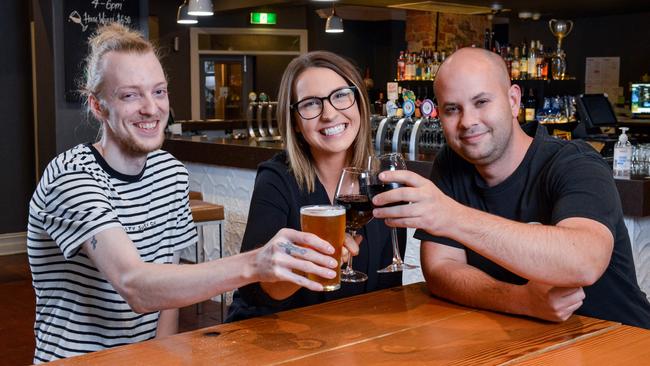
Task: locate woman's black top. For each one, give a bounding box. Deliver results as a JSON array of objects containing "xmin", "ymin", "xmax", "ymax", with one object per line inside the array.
[{"xmin": 227, "ymin": 152, "xmax": 405, "ymax": 322}]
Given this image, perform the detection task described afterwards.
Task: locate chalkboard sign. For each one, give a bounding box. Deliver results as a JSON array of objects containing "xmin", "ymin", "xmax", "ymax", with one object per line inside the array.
[{"xmin": 63, "ymin": 0, "xmax": 141, "ymax": 102}]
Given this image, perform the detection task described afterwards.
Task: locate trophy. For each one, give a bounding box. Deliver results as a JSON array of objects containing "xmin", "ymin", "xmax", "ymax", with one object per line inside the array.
[{"xmin": 548, "ymin": 19, "xmax": 573, "ymax": 80}]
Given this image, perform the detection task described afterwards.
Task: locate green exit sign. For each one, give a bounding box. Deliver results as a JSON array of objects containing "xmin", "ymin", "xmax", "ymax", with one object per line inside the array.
[{"xmin": 250, "ymin": 12, "xmax": 277, "ymax": 25}]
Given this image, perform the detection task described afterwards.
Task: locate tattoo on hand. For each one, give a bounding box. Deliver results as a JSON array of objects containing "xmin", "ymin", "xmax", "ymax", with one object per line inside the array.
[
  {"xmin": 278, "ymin": 241, "xmax": 307, "ymax": 256},
  {"xmin": 91, "ymin": 236, "xmax": 98, "ymax": 250}
]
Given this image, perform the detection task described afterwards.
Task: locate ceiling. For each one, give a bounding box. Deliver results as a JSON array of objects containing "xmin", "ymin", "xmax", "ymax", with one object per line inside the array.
[{"xmin": 212, "ymin": 0, "xmax": 650, "ymax": 19}]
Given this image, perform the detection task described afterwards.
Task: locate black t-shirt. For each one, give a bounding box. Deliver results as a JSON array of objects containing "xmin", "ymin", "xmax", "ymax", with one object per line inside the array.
[
  {"xmin": 415, "ymin": 126, "xmax": 650, "ymax": 328},
  {"xmin": 227, "ymin": 152, "xmax": 405, "ymax": 322}
]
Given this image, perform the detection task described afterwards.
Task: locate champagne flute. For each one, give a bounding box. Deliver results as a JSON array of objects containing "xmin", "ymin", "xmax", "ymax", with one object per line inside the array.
[
  {"xmin": 334, "ymin": 167, "xmax": 373, "ymax": 282},
  {"xmin": 368, "ymin": 153, "xmax": 419, "ymax": 273}
]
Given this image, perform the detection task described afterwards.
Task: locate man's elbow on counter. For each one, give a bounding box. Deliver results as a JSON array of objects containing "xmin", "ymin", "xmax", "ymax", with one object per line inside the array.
[
  {"xmin": 574, "ymin": 265, "xmax": 606, "ymax": 288},
  {"xmin": 422, "ymin": 269, "xmax": 450, "ymax": 298},
  {"xmin": 546, "ymin": 263, "xmax": 607, "ymax": 288}
]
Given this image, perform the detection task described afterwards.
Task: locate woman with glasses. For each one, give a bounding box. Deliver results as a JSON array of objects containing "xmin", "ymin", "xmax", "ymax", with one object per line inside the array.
[{"xmin": 227, "ymin": 51, "xmax": 406, "ymax": 321}]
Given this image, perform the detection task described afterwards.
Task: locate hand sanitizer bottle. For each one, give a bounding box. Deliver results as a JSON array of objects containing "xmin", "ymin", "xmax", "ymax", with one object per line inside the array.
[{"xmin": 613, "ymin": 127, "xmax": 632, "ymax": 179}]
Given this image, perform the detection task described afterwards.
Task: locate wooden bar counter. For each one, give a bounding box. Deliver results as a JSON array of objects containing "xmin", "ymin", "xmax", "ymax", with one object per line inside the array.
[
  {"xmin": 164, "ymin": 136, "xmax": 650, "ymax": 216},
  {"xmin": 43, "ymin": 283, "xmax": 649, "ymax": 365}
]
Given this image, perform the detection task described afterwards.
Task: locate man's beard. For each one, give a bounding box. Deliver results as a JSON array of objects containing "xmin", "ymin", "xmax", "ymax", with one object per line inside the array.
[{"xmin": 107, "ymin": 125, "xmax": 164, "ymax": 157}]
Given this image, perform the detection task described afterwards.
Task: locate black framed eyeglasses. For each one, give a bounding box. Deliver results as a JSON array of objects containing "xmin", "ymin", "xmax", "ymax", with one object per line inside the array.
[{"xmin": 290, "ymin": 86, "xmax": 357, "ymax": 120}]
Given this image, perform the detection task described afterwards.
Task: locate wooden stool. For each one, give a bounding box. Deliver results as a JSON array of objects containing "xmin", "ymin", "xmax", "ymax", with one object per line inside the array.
[{"xmin": 189, "ymin": 191, "xmax": 225, "ymax": 318}]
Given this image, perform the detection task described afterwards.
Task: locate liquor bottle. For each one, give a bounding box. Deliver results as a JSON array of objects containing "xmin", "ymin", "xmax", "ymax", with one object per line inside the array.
[
  {"xmin": 405, "ymin": 52, "xmax": 414, "ymax": 81},
  {"xmin": 535, "ymin": 41, "xmax": 544, "ymax": 80},
  {"xmin": 517, "ymin": 97, "xmax": 526, "ymax": 124},
  {"xmin": 539, "ymin": 43, "xmax": 549, "ymax": 80},
  {"xmin": 374, "ymin": 92, "xmax": 386, "ymax": 116},
  {"xmin": 504, "ymin": 46, "xmax": 512, "ymax": 78},
  {"xmin": 396, "ymin": 51, "xmax": 405, "ymax": 81},
  {"xmin": 525, "ymin": 88, "xmax": 537, "ymax": 122},
  {"xmin": 415, "ymin": 54, "xmax": 423, "ymax": 80},
  {"xmin": 431, "ymin": 52, "xmax": 440, "ymax": 79},
  {"xmin": 527, "ymin": 40, "xmax": 537, "ymax": 79},
  {"xmin": 519, "ymin": 42, "xmax": 528, "ymax": 80},
  {"xmin": 424, "ymin": 57, "xmax": 432, "ymax": 80},
  {"xmin": 511, "ymin": 46, "xmax": 521, "ymax": 80},
  {"xmin": 411, "ymin": 52, "xmax": 418, "ymax": 79}
]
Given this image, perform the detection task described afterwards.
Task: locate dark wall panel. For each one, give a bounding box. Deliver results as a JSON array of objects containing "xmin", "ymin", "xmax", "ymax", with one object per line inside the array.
[
  {"xmin": 254, "ymin": 54, "xmax": 297, "ymax": 100},
  {"xmin": 0, "ymin": 1, "xmax": 35, "ymax": 233}
]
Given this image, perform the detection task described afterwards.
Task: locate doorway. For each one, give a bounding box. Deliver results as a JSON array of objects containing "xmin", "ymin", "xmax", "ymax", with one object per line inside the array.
[
  {"xmin": 190, "ymin": 27, "xmax": 308, "ymax": 120},
  {"xmin": 199, "ymin": 55, "xmax": 254, "ymax": 120}
]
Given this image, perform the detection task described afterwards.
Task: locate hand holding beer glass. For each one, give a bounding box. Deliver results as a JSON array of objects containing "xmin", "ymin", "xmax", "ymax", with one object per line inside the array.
[{"xmin": 300, "ymin": 205, "xmax": 346, "ymax": 291}]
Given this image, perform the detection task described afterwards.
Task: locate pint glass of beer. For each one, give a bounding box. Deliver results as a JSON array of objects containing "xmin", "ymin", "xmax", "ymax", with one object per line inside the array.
[{"xmin": 300, "ymin": 205, "xmax": 346, "ymax": 291}]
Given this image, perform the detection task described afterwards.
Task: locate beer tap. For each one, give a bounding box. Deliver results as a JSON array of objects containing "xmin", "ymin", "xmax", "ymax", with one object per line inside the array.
[
  {"xmin": 256, "ymin": 92, "xmax": 270, "ymax": 138},
  {"xmin": 409, "ymin": 99, "xmax": 439, "ymax": 160},
  {"xmin": 266, "ymin": 101, "xmax": 279, "ymax": 137},
  {"xmin": 247, "ymin": 92, "xmax": 261, "ymax": 140},
  {"xmin": 392, "ymin": 99, "xmax": 415, "ymax": 153}
]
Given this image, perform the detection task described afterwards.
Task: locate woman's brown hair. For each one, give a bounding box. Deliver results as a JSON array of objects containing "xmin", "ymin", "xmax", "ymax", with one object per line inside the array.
[{"xmin": 277, "ymin": 51, "xmax": 373, "ymax": 192}]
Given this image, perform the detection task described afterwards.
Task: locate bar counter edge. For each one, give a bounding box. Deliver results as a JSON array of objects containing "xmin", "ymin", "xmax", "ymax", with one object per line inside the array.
[{"xmin": 163, "ymin": 136, "xmax": 650, "ymax": 217}]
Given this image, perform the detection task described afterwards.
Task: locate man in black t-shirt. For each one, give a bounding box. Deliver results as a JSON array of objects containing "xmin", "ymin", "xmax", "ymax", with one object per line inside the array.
[{"xmin": 371, "ymin": 47, "xmax": 650, "ymax": 328}]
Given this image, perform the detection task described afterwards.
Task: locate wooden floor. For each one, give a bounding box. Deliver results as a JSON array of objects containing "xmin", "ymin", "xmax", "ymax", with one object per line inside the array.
[{"xmin": 0, "ymin": 253, "xmax": 224, "ymax": 366}]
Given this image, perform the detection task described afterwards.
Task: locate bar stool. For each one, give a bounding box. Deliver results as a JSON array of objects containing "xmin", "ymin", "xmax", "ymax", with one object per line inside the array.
[{"xmin": 188, "ymin": 191, "xmax": 225, "ymax": 318}]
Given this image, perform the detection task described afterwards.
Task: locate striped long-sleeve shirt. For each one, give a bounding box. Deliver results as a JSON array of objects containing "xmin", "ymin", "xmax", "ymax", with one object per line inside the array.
[{"xmin": 27, "ymin": 143, "xmax": 197, "ymax": 363}]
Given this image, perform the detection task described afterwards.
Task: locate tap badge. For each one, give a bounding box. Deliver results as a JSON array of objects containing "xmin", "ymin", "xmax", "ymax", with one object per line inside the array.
[
  {"xmin": 403, "ymin": 100, "xmax": 415, "ymax": 117},
  {"xmin": 421, "ymin": 99, "xmax": 434, "ymax": 117},
  {"xmin": 386, "ymin": 100, "xmax": 398, "ymax": 118}
]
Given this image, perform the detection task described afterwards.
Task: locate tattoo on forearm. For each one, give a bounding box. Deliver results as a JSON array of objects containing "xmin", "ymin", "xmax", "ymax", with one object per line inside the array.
[
  {"xmin": 91, "ymin": 236, "xmax": 98, "ymax": 250},
  {"xmin": 279, "ymin": 241, "xmax": 307, "ymax": 256}
]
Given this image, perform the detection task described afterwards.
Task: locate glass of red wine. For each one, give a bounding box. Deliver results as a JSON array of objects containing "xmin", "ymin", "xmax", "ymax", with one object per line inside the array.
[
  {"xmin": 368, "ymin": 153, "xmax": 419, "ymax": 273},
  {"xmin": 334, "ymin": 167, "xmax": 373, "ymax": 283}
]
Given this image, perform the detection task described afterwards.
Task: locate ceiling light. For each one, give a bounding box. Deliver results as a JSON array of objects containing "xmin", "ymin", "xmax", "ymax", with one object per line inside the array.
[
  {"xmin": 518, "ymin": 11, "xmax": 532, "ymax": 19},
  {"xmin": 325, "ymin": 6, "xmax": 344, "ymax": 33},
  {"xmin": 532, "ymin": 13, "xmax": 541, "ymax": 20},
  {"xmin": 188, "ymin": 0, "xmax": 213, "ymax": 16},
  {"xmin": 177, "ymin": 1, "xmax": 198, "ymax": 24}
]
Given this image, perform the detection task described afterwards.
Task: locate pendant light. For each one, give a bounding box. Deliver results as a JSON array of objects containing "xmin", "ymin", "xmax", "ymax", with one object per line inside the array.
[
  {"xmin": 325, "ymin": 5, "xmax": 343, "ymax": 33},
  {"xmin": 177, "ymin": 1, "xmax": 198, "ymax": 24},
  {"xmin": 188, "ymin": 0, "xmax": 213, "ymax": 16}
]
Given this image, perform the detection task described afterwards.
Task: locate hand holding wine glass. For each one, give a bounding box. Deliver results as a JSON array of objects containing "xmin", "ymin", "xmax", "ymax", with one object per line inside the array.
[
  {"xmin": 334, "ymin": 167, "xmax": 373, "ymax": 283},
  {"xmin": 368, "ymin": 153, "xmax": 419, "ymax": 273}
]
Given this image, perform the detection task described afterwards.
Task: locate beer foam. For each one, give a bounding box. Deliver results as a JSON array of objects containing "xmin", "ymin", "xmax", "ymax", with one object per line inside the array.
[{"xmin": 300, "ymin": 205, "xmax": 345, "ymax": 217}]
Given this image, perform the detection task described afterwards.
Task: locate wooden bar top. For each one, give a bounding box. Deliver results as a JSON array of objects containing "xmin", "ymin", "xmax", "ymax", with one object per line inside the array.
[
  {"xmin": 514, "ymin": 325, "xmax": 650, "ymax": 365},
  {"xmin": 164, "ymin": 135, "xmax": 283, "ymax": 170},
  {"xmin": 42, "ymin": 283, "xmax": 643, "ymax": 366}
]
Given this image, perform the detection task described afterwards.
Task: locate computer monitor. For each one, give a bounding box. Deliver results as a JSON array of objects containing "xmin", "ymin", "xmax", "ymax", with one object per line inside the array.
[
  {"xmin": 631, "ymin": 83, "xmax": 650, "ymax": 118},
  {"xmin": 575, "ymin": 93, "xmax": 618, "ymax": 131}
]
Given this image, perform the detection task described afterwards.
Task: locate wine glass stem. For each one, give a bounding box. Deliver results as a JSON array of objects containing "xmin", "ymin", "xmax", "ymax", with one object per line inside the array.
[
  {"xmin": 344, "ymin": 230, "xmax": 356, "ymax": 275},
  {"xmin": 390, "ymin": 227, "xmax": 403, "ymax": 265}
]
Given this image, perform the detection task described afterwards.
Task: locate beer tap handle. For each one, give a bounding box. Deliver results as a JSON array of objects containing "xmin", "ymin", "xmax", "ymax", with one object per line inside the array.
[{"xmin": 375, "ymin": 117, "xmax": 390, "ymax": 154}]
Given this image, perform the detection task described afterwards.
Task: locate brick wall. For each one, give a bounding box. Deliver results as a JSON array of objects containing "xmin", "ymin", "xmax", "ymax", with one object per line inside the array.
[{"xmin": 405, "ymin": 10, "xmax": 490, "ymax": 53}]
